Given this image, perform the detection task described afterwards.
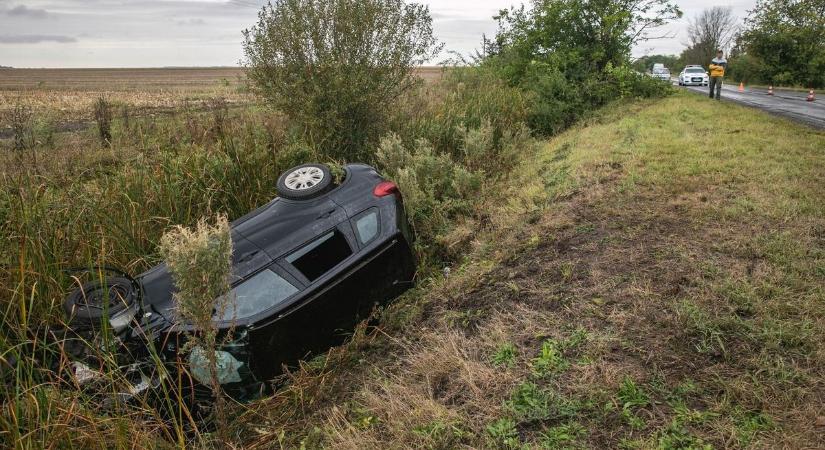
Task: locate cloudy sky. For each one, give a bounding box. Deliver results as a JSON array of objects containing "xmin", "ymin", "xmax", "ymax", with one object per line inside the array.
[{"xmin": 0, "ymin": 0, "xmax": 757, "ymax": 68}]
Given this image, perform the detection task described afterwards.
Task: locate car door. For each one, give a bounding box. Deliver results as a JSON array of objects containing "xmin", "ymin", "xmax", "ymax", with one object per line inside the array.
[
  {"xmin": 346, "ymin": 206, "xmax": 415, "ymax": 321},
  {"xmin": 245, "ymin": 211, "xmax": 364, "ymax": 378}
]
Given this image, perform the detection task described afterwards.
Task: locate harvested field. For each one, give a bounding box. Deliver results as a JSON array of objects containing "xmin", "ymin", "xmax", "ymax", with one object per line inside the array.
[{"xmin": 0, "ymin": 66, "xmax": 444, "ymax": 133}]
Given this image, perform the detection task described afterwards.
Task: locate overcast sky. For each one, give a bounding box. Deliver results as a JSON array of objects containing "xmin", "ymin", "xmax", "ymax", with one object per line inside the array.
[{"xmin": 0, "ymin": 0, "xmax": 757, "ymax": 68}]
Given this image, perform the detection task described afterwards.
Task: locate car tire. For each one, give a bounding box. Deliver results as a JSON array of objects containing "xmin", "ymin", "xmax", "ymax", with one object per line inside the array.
[
  {"xmin": 277, "ymin": 163, "xmax": 334, "ymax": 200},
  {"xmin": 63, "ymin": 277, "xmax": 137, "ymax": 328}
]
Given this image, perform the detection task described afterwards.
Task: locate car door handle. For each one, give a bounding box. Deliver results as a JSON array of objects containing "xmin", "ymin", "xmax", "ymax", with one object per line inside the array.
[
  {"xmin": 238, "ymin": 251, "xmax": 259, "ymax": 263},
  {"xmin": 317, "ymin": 209, "xmax": 337, "ymax": 219}
]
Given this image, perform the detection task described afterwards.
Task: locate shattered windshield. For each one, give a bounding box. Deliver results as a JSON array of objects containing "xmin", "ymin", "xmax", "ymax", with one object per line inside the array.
[{"xmin": 216, "ymin": 269, "xmax": 298, "ymax": 321}]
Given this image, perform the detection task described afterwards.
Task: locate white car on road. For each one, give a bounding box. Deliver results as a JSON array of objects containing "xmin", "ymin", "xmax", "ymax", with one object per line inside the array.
[
  {"xmin": 678, "ymin": 66, "xmax": 709, "ymax": 86},
  {"xmin": 651, "ymin": 67, "xmax": 671, "ymax": 82}
]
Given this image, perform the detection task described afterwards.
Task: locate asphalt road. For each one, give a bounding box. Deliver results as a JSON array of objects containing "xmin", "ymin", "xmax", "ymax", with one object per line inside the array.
[{"xmin": 676, "ymin": 80, "xmax": 825, "ymax": 129}]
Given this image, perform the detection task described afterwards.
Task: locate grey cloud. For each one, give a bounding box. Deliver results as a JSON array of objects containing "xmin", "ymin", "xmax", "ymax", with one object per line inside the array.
[
  {"xmin": 7, "ymin": 5, "xmax": 49, "ymax": 18},
  {"xmin": 176, "ymin": 18, "xmax": 206, "ymax": 26},
  {"xmin": 0, "ymin": 34, "xmax": 76, "ymax": 43}
]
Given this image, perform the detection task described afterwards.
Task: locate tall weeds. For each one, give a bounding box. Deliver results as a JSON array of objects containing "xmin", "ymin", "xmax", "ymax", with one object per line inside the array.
[
  {"xmin": 0, "ymin": 106, "xmax": 309, "ymax": 446},
  {"xmin": 93, "ymin": 97, "xmax": 113, "ymax": 147},
  {"xmin": 159, "ymin": 215, "xmax": 233, "ymax": 439},
  {"xmin": 10, "ymin": 102, "xmax": 34, "ymax": 152}
]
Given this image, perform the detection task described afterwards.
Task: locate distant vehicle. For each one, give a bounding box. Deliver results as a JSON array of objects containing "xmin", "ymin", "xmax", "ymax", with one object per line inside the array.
[
  {"xmin": 678, "ymin": 66, "xmax": 709, "ymax": 86},
  {"xmin": 651, "ymin": 66, "xmax": 671, "ymax": 82},
  {"xmin": 652, "ymin": 63, "xmax": 665, "ymax": 72},
  {"xmin": 61, "ymin": 163, "xmax": 417, "ymax": 402}
]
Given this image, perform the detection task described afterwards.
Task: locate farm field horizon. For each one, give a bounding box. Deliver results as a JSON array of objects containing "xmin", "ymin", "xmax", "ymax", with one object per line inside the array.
[{"xmin": 0, "ymin": 66, "xmax": 445, "ymax": 135}]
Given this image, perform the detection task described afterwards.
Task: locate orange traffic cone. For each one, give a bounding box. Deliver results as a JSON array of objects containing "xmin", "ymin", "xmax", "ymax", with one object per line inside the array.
[
  {"xmin": 738, "ymin": 82, "xmax": 745, "ymax": 92},
  {"xmin": 767, "ymin": 85, "xmax": 774, "ymax": 96},
  {"xmin": 807, "ymin": 89, "xmax": 815, "ymax": 102}
]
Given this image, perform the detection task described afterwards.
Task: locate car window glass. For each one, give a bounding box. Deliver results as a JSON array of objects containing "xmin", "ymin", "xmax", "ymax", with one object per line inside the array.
[
  {"xmin": 217, "ymin": 269, "xmax": 298, "ymax": 321},
  {"xmin": 286, "ymin": 230, "xmax": 352, "ymax": 281},
  {"xmin": 355, "ymin": 210, "xmax": 379, "ymax": 244}
]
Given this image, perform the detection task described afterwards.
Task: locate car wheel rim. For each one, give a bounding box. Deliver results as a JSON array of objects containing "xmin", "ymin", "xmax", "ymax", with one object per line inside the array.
[{"xmin": 285, "ymin": 166, "xmax": 325, "ymax": 191}]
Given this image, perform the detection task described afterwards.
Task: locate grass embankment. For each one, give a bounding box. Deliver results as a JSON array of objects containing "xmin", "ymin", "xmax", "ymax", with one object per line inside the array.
[{"xmin": 244, "ymin": 92, "xmax": 825, "ymax": 448}]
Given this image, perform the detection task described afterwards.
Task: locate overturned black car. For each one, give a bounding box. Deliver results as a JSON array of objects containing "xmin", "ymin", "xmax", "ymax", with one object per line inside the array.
[{"xmin": 63, "ymin": 163, "xmax": 416, "ymax": 400}]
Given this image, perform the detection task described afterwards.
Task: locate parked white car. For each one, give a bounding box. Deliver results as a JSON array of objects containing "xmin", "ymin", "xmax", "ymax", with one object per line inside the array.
[{"xmin": 678, "ymin": 66, "xmax": 709, "ymax": 86}]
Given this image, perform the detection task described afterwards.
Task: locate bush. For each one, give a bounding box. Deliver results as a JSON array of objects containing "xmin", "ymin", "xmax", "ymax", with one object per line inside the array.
[
  {"xmin": 242, "ymin": 0, "xmax": 442, "ymax": 161},
  {"xmin": 604, "ymin": 63, "xmax": 673, "ymax": 98},
  {"xmin": 377, "ymin": 133, "xmax": 481, "ymax": 244},
  {"xmin": 93, "ymin": 97, "xmax": 113, "ymax": 147}
]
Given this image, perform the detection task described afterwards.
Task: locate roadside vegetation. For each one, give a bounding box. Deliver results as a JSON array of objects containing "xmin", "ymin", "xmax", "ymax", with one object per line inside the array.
[
  {"xmin": 246, "ymin": 92, "xmax": 824, "ymax": 449},
  {"xmin": 3, "ymin": 0, "xmax": 822, "ymax": 447}
]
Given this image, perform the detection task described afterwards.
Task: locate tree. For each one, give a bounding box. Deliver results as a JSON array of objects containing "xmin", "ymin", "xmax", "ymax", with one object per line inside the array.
[
  {"xmin": 736, "ymin": 0, "xmax": 825, "ymax": 87},
  {"xmin": 492, "ymin": 0, "xmax": 682, "ymax": 82},
  {"xmin": 242, "ymin": 0, "xmax": 442, "ymax": 161},
  {"xmin": 488, "ymin": 0, "xmax": 679, "ymax": 135},
  {"xmin": 680, "ymin": 7, "xmax": 738, "ymax": 66}
]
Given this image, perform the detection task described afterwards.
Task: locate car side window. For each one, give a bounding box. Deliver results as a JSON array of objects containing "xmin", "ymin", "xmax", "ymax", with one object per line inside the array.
[
  {"xmin": 286, "ymin": 230, "xmax": 352, "ymax": 281},
  {"xmin": 353, "ymin": 209, "xmax": 379, "ymax": 245},
  {"xmin": 217, "ymin": 269, "xmax": 298, "ymax": 321}
]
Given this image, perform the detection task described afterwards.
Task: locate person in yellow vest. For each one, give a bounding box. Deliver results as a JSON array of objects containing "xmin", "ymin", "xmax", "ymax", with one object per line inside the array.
[{"xmin": 708, "ymin": 50, "xmax": 727, "ymax": 100}]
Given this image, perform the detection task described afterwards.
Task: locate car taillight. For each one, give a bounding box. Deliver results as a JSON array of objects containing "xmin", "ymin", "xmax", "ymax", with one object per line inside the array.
[{"xmin": 374, "ymin": 181, "xmax": 399, "ymax": 197}]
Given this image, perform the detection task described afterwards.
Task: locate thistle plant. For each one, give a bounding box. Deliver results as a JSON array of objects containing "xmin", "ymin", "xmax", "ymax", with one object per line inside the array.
[{"xmin": 159, "ymin": 215, "xmax": 233, "ymax": 435}]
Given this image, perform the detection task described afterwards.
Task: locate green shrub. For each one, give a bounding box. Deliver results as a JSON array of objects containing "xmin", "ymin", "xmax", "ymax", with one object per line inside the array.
[
  {"xmin": 376, "ymin": 133, "xmax": 481, "ymax": 248},
  {"xmin": 727, "ymin": 53, "xmax": 766, "ymax": 84},
  {"xmin": 242, "ymin": 0, "xmax": 441, "ymax": 161},
  {"xmin": 604, "ymin": 63, "xmax": 673, "ymax": 99}
]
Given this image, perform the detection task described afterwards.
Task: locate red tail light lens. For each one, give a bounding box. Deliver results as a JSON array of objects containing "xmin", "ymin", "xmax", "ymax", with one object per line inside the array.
[{"xmin": 373, "ymin": 181, "xmax": 399, "ymax": 197}]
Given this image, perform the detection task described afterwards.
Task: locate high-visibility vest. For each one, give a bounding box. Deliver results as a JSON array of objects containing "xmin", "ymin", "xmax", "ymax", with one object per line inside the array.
[
  {"xmin": 709, "ymin": 65, "xmax": 725, "ymax": 77},
  {"xmin": 709, "ymin": 58, "xmax": 727, "ymax": 77}
]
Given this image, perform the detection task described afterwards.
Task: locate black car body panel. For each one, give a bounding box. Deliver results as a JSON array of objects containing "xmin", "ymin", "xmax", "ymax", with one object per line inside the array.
[{"xmin": 67, "ymin": 164, "xmax": 416, "ymax": 396}]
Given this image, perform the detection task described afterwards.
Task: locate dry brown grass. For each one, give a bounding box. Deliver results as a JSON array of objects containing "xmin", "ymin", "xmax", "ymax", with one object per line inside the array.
[
  {"xmin": 0, "ymin": 67, "xmax": 253, "ymax": 126},
  {"xmin": 0, "ymin": 66, "xmax": 443, "ymax": 138}
]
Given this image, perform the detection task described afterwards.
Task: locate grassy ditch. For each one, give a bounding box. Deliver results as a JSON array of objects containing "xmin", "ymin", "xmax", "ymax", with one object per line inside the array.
[
  {"xmin": 237, "ymin": 92, "xmax": 825, "ymax": 448},
  {"xmin": 0, "ymin": 67, "xmax": 539, "ymax": 447}
]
